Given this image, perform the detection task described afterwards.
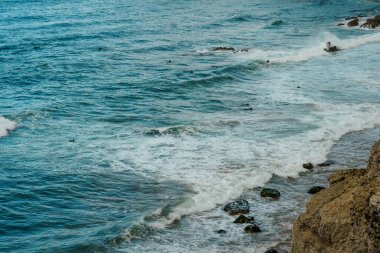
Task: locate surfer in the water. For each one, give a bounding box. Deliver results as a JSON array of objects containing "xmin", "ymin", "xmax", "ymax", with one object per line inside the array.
[{"xmin": 324, "ymin": 41, "xmax": 340, "ymax": 52}]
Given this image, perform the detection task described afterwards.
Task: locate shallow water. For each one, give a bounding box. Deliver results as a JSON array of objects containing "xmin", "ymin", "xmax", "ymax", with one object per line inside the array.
[{"xmin": 1, "ymin": 0, "xmax": 380, "ymax": 252}]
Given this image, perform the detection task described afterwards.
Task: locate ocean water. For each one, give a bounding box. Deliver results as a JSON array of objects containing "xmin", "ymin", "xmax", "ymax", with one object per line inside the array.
[{"xmin": 1, "ymin": 0, "xmax": 380, "ymax": 252}]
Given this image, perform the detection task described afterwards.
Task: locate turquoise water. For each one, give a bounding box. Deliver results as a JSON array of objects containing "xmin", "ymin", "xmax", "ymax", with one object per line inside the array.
[{"xmin": 1, "ymin": 1, "xmax": 380, "ymax": 252}]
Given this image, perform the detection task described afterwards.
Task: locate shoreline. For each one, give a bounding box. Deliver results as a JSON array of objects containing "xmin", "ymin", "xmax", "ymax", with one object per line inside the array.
[
  {"xmin": 245, "ymin": 127, "xmax": 380, "ymax": 253},
  {"xmin": 291, "ymin": 135, "xmax": 380, "ymax": 252}
]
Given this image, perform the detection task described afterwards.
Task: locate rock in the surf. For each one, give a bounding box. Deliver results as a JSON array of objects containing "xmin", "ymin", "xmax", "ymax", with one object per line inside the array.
[
  {"xmin": 244, "ymin": 223, "xmax": 262, "ymax": 233},
  {"xmin": 347, "ymin": 18, "xmax": 359, "ymax": 27},
  {"xmin": 260, "ymin": 188, "xmax": 281, "ymax": 199},
  {"xmin": 233, "ymin": 214, "xmax": 255, "ymax": 223},
  {"xmin": 302, "ymin": 163, "xmax": 314, "ymax": 170},
  {"xmin": 223, "ymin": 199, "xmax": 249, "ymax": 215},
  {"xmin": 264, "ymin": 249, "xmax": 278, "ymax": 253},
  {"xmin": 317, "ymin": 160, "xmax": 334, "ymax": 167},
  {"xmin": 361, "ymin": 15, "xmax": 380, "ymax": 29},
  {"xmin": 212, "ymin": 47, "xmax": 235, "ymax": 52},
  {"xmin": 215, "ymin": 229, "xmax": 227, "ymax": 234}
]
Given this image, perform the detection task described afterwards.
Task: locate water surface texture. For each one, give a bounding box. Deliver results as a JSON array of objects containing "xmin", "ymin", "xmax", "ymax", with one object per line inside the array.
[{"xmin": 1, "ymin": 0, "xmax": 380, "ymax": 252}]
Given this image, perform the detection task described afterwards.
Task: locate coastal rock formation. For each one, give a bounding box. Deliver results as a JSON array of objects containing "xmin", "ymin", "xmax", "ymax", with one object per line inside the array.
[
  {"xmin": 361, "ymin": 15, "xmax": 380, "ymax": 29},
  {"xmin": 291, "ymin": 139, "xmax": 380, "ymax": 253}
]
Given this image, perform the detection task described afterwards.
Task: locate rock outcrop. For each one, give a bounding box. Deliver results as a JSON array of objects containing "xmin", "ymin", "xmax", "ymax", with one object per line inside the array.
[
  {"xmin": 361, "ymin": 15, "xmax": 380, "ymax": 29},
  {"xmin": 291, "ymin": 139, "xmax": 380, "ymax": 253}
]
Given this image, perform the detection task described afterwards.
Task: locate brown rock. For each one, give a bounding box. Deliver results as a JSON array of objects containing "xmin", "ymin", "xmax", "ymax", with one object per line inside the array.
[
  {"xmin": 303, "ymin": 163, "xmax": 314, "ymax": 170},
  {"xmin": 347, "ymin": 18, "xmax": 359, "ymax": 27},
  {"xmin": 291, "ymin": 139, "xmax": 380, "ymax": 253},
  {"xmin": 361, "ymin": 15, "xmax": 380, "ymax": 29}
]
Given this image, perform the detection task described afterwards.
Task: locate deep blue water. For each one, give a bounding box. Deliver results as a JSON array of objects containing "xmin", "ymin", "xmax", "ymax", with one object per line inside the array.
[{"xmin": 1, "ymin": 1, "xmax": 380, "ymax": 252}]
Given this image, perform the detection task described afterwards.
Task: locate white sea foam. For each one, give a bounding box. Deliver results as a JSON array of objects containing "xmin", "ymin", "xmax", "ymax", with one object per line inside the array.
[
  {"xmin": 235, "ymin": 31, "xmax": 380, "ymax": 63},
  {"xmin": 0, "ymin": 117, "xmax": 16, "ymax": 138},
  {"xmin": 112, "ymin": 101, "xmax": 380, "ymax": 233}
]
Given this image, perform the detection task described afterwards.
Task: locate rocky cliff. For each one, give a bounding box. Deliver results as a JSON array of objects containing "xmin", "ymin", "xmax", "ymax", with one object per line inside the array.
[{"xmin": 291, "ymin": 139, "xmax": 380, "ymax": 253}]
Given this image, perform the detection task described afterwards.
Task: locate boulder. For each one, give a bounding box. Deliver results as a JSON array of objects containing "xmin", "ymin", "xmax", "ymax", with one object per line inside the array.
[
  {"xmin": 223, "ymin": 199, "xmax": 249, "ymax": 215},
  {"xmin": 291, "ymin": 139, "xmax": 380, "ymax": 253},
  {"xmin": 233, "ymin": 214, "xmax": 255, "ymax": 223},
  {"xmin": 260, "ymin": 188, "xmax": 281, "ymax": 199},
  {"xmin": 244, "ymin": 223, "xmax": 261, "ymax": 233},
  {"xmin": 302, "ymin": 163, "xmax": 314, "ymax": 170},
  {"xmin": 347, "ymin": 18, "xmax": 359, "ymax": 27},
  {"xmin": 308, "ymin": 186, "xmax": 325, "ymax": 194}
]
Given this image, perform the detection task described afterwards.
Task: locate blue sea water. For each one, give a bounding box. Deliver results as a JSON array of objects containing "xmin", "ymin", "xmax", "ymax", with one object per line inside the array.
[{"xmin": 1, "ymin": 0, "xmax": 380, "ymax": 252}]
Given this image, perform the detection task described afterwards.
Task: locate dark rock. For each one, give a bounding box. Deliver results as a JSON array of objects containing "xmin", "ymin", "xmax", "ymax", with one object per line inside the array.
[
  {"xmin": 69, "ymin": 139, "xmax": 75, "ymax": 142},
  {"xmin": 215, "ymin": 229, "xmax": 227, "ymax": 234},
  {"xmin": 244, "ymin": 224, "xmax": 261, "ymax": 233},
  {"xmin": 264, "ymin": 248, "xmax": 278, "ymax": 253},
  {"xmin": 266, "ymin": 60, "xmax": 270, "ymax": 63},
  {"xmin": 347, "ymin": 18, "xmax": 359, "ymax": 27},
  {"xmin": 145, "ymin": 129, "xmax": 161, "ymax": 136},
  {"xmin": 361, "ymin": 15, "xmax": 380, "ymax": 29},
  {"xmin": 271, "ymin": 20, "xmax": 284, "ymax": 26},
  {"xmin": 167, "ymin": 60, "xmax": 172, "ymax": 63},
  {"xmin": 317, "ymin": 160, "xmax": 335, "ymax": 167},
  {"xmin": 337, "ymin": 23, "xmax": 345, "ymax": 26},
  {"xmin": 297, "ymin": 86, "xmax": 301, "ymax": 88},
  {"xmin": 260, "ymin": 188, "xmax": 281, "ymax": 199},
  {"xmin": 303, "ymin": 163, "xmax": 314, "ymax": 170},
  {"xmin": 234, "ymin": 214, "xmax": 255, "ymax": 223},
  {"xmin": 223, "ymin": 199, "xmax": 249, "ymax": 215},
  {"xmin": 308, "ymin": 186, "xmax": 326, "ymax": 194},
  {"xmin": 240, "ymin": 48, "xmax": 249, "ymax": 52},
  {"xmin": 212, "ymin": 47, "xmax": 235, "ymax": 52}
]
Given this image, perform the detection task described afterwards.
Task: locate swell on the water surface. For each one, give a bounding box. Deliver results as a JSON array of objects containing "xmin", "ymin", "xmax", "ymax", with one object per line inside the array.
[{"xmin": 0, "ymin": 117, "xmax": 16, "ymax": 138}]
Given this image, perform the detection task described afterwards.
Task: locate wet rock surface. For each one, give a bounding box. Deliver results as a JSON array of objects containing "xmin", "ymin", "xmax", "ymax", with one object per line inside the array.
[
  {"xmin": 233, "ymin": 214, "xmax": 255, "ymax": 224},
  {"xmin": 223, "ymin": 199, "xmax": 249, "ymax": 215},
  {"xmin": 260, "ymin": 188, "xmax": 281, "ymax": 199},
  {"xmin": 244, "ymin": 224, "xmax": 261, "ymax": 233}
]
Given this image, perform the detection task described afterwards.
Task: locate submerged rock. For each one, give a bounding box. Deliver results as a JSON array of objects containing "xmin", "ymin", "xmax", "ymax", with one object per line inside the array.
[
  {"xmin": 233, "ymin": 214, "xmax": 255, "ymax": 223},
  {"xmin": 215, "ymin": 229, "xmax": 227, "ymax": 234},
  {"xmin": 212, "ymin": 47, "xmax": 235, "ymax": 52},
  {"xmin": 260, "ymin": 188, "xmax": 281, "ymax": 199},
  {"xmin": 223, "ymin": 199, "xmax": 249, "ymax": 215},
  {"xmin": 244, "ymin": 224, "xmax": 261, "ymax": 233},
  {"xmin": 308, "ymin": 186, "xmax": 325, "ymax": 194},
  {"xmin": 302, "ymin": 163, "xmax": 314, "ymax": 170},
  {"xmin": 317, "ymin": 160, "xmax": 334, "ymax": 167},
  {"xmin": 291, "ymin": 139, "xmax": 380, "ymax": 252},
  {"xmin": 264, "ymin": 249, "xmax": 278, "ymax": 253}
]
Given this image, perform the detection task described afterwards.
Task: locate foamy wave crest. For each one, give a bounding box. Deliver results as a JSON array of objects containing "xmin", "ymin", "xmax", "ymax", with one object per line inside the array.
[
  {"xmin": 0, "ymin": 117, "xmax": 16, "ymax": 138},
  {"xmin": 236, "ymin": 31, "xmax": 380, "ymax": 63},
  {"xmin": 274, "ymin": 31, "xmax": 380, "ymax": 62}
]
